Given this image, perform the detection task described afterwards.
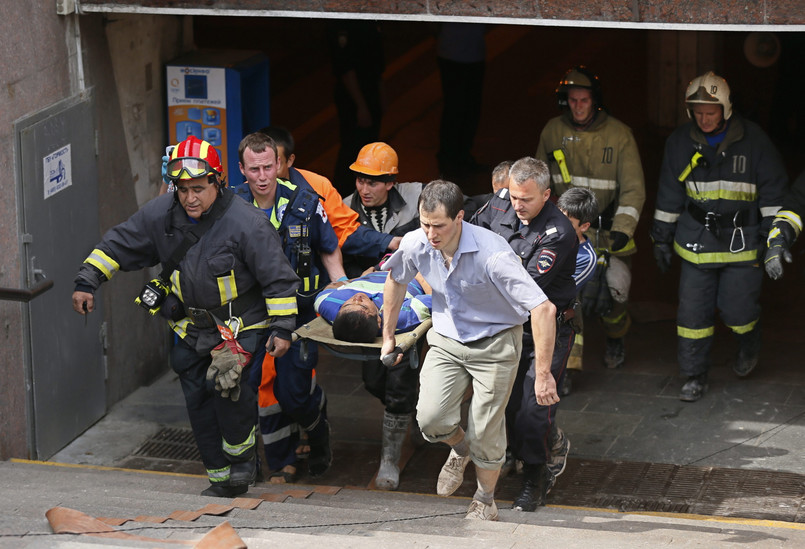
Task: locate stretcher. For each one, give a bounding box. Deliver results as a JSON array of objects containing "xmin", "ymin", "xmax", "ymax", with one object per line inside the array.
[{"xmin": 292, "ymin": 316, "xmax": 432, "ymax": 367}]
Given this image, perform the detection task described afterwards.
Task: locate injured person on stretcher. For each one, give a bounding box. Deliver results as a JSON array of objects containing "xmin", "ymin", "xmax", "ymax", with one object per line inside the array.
[{"xmin": 310, "ymin": 268, "xmax": 433, "ymax": 490}]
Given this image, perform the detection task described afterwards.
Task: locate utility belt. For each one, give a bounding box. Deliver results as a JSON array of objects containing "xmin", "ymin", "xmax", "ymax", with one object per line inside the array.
[
  {"xmin": 186, "ymin": 285, "xmax": 263, "ymax": 330},
  {"xmin": 686, "ymin": 202, "xmax": 758, "ymax": 229},
  {"xmin": 686, "ymin": 202, "xmax": 757, "ymax": 253},
  {"xmin": 559, "ymin": 299, "xmax": 583, "ymax": 333}
]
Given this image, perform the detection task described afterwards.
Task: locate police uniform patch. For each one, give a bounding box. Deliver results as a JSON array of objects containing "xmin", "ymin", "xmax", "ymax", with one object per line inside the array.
[{"xmin": 537, "ymin": 250, "xmax": 557, "ymax": 274}]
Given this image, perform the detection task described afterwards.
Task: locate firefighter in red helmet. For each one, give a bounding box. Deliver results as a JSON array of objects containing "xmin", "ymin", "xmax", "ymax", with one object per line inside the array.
[{"xmin": 73, "ymin": 135, "xmax": 300, "ymax": 497}]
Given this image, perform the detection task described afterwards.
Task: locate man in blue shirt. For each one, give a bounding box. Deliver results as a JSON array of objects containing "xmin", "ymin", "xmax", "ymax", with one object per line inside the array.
[
  {"xmin": 381, "ymin": 180, "xmax": 557, "ymax": 521},
  {"xmin": 236, "ymin": 132, "xmax": 343, "ymax": 484},
  {"xmin": 315, "ymin": 269, "xmax": 431, "ymax": 491}
]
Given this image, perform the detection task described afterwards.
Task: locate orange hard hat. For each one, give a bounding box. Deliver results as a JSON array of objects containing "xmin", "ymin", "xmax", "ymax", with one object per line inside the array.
[{"xmin": 349, "ymin": 142, "xmax": 399, "ymax": 177}]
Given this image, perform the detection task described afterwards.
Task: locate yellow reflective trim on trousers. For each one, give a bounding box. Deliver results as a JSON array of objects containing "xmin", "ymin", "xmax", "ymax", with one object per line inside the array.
[
  {"xmin": 223, "ymin": 425, "xmax": 256, "ymax": 457},
  {"xmin": 170, "ymin": 271, "xmax": 183, "ymax": 301},
  {"xmin": 726, "ymin": 318, "xmax": 758, "ymax": 335},
  {"xmin": 207, "ymin": 466, "xmax": 230, "ymax": 483},
  {"xmin": 84, "ymin": 249, "xmax": 120, "ymax": 280},
  {"xmin": 674, "ymin": 242, "xmax": 758, "ymax": 264},
  {"xmin": 574, "ymin": 333, "xmax": 583, "ymax": 345},
  {"xmin": 677, "ymin": 325, "xmax": 715, "ymax": 339},
  {"xmin": 267, "ymin": 296, "xmax": 298, "ymax": 316},
  {"xmin": 217, "ymin": 270, "xmax": 237, "ymax": 304}
]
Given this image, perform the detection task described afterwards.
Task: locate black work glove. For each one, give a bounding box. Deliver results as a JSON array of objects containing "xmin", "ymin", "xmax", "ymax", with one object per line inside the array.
[
  {"xmin": 654, "ymin": 242, "xmax": 673, "ymax": 274},
  {"xmin": 764, "ymin": 240, "xmax": 792, "ymax": 280},
  {"xmin": 609, "ymin": 231, "xmax": 629, "ymax": 252},
  {"xmin": 764, "ymin": 221, "xmax": 797, "ymax": 280}
]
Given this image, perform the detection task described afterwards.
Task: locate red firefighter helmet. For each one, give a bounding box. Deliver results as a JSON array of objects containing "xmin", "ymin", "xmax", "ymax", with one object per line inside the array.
[{"xmin": 166, "ymin": 136, "xmax": 223, "ymax": 181}]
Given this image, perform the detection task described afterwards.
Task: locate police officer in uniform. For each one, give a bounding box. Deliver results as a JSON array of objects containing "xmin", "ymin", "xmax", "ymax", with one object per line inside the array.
[
  {"xmin": 72, "ymin": 136, "xmax": 299, "ymax": 497},
  {"xmin": 236, "ymin": 132, "xmax": 343, "ymax": 482},
  {"xmin": 535, "ymin": 66, "xmax": 645, "ymax": 375},
  {"xmin": 473, "ymin": 157, "xmax": 578, "ymax": 511},
  {"xmin": 652, "ymin": 71, "xmax": 788, "ymax": 402}
]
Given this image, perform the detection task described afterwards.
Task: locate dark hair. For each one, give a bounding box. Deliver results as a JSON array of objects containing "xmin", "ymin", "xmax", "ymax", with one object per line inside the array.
[
  {"xmin": 557, "ymin": 187, "xmax": 598, "ymax": 225},
  {"xmin": 418, "ymin": 180, "xmax": 464, "ymax": 219},
  {"xmin": 332, "ymin": 308, "xmax": 379, "ymax": 343},
  {"xmin": 259, "ymin": 126, "xmax": 295, "ymax": 157},
  {"xmin": 238, "ymin": 132, "xmax": 278, "ymax": 164}
]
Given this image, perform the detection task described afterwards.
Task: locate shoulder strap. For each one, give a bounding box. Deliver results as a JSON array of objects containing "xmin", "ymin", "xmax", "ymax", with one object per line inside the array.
[{"xmin": 159, "ymin": 190, "xmax": 233, "ymax": 281}]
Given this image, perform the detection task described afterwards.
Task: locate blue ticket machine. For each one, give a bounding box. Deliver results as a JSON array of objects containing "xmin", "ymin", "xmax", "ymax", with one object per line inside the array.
[{"xmin": 166, "ymin": 50, "xmax": 269, "ymax": 189}]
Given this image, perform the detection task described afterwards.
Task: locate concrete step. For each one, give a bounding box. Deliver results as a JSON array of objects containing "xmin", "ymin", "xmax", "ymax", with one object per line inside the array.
[{"xmin": 5, "ymin": 460, "xmax": 805, "ymax": 549}]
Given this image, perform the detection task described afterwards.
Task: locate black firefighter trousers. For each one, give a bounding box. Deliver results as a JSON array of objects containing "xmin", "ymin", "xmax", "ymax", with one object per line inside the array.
[{"xmin": 171, "ymin": 329, "xmax": 264, "ymax": 481}]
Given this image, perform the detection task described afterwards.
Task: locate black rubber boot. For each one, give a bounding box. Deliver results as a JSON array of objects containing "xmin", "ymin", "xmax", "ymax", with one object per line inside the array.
[
  {"xmin": 512, "ymin": 464, "xmax": 549, "ymax": 512},
  {"xmin": 308, "ymin": 418, "xmax": 332, "ymax": 478},
  {"xmin": 200, "ymin": 482, "xmax": 248, "ymax": 498}
]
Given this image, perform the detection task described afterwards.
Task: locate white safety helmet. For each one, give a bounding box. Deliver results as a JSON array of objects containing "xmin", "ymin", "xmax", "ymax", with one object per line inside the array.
[
  {"xmin": 685, "ymin": 71, "xmax": 732, "ymax": 120},
  {"xmin": 605, "ymin": 255, "xmax": 631, "ymax": 304}
]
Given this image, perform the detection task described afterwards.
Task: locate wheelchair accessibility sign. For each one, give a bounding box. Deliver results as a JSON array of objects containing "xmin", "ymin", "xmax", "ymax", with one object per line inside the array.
[{"xmin": 43, "ymin": 144, "xmax": 72, "ymax": 199}]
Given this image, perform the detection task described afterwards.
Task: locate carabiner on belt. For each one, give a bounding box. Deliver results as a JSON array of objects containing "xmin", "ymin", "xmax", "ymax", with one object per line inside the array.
[
  {"xmin": 227, "ymin": 301, "xmax": 241, "ymax": 339},
  {"xmin": 729, "ymin": 211, "xmax": 746, "ymax": 253}
]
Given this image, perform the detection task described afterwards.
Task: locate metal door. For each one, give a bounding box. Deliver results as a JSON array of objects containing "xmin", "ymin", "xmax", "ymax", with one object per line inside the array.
[{"xmin": 16, "ymin": 90, "xmax": 106, "ymax": 459}]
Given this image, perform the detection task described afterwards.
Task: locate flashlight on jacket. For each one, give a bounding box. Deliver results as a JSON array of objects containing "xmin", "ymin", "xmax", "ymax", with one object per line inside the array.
[
  {"xmin": 677, "ymin": 152, "xmax": 704, "ymax": 182},
  {"xmin": 552, "ymin": 149, "xmax": 571, "ymax": 184},
  {"xmin": 135, "ymin": 278, "xmax": 171, "ymax": 315}
]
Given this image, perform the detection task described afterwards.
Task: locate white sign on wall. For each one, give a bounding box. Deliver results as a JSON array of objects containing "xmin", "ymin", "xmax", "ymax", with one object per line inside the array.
[{"xmin": 43, "ymin": 144, "xmax": 72, "ymax": 199}]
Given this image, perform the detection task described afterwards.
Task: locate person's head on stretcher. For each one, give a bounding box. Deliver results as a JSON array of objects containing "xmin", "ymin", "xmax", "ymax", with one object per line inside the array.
[{"xmin": 332, "ymin": 293, "xmax": 381, "ymax": 343}]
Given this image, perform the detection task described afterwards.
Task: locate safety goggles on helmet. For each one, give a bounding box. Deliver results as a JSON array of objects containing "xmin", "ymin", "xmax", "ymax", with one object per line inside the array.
[{"xmin": 165, "ymin": 157, "xmax": 217, "ymax": 181}]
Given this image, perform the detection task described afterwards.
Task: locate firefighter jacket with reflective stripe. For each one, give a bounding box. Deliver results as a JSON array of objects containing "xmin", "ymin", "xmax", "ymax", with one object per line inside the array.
[
  {"xmin": 535, "ymin": 111, "xmax": 645, "ymax": 256},
  {"xmin": 473, "ymin": 191, "xmax": 579, "ymax": 312},
  {"xmin": 75, "ymin": 190, "xmax": 300, "ymax": 354},
  {"xmin": 235, "ymin": 178, "xmax": 339, "ymax": 304},
  {"xmin": 346, "ymin": 182, "xmax": 423, "ymax": 237},
  {"xmin": 651, "ymin": 115, "xmax": 788, "ymax": 268}
]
